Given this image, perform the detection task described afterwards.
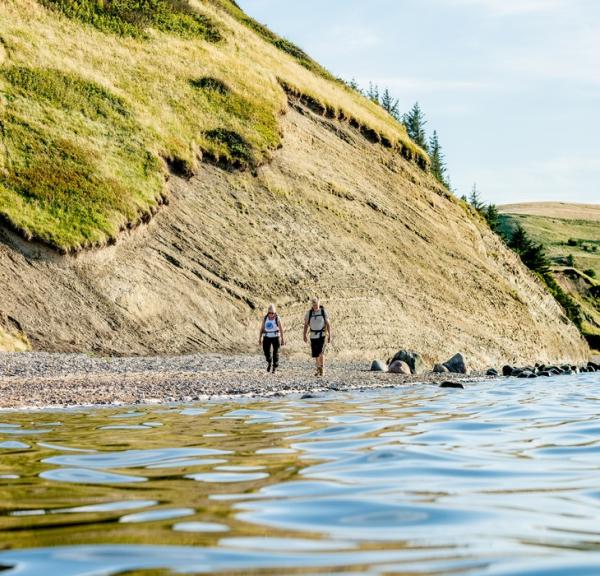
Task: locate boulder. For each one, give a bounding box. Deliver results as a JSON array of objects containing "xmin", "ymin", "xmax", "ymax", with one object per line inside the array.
[
  {"xmin": 388, "ymin": 360, "xmax": 411, "ymax": 375},
  {"xmin": 511, "ymin": 368, "xmax": 523, "ymax": 377},
  {"xmin": 440, "ymin": 381, "xmax": 464, "ymax": 389},
  {"xmin": 442, "ymin": 353, "xmax": 467, "ymax": 374},
  {"xmin": 486, "ymin": 368, "xmax": 499, "ymax": 376},
  {"xmin": 433, "ymin": 363, "xmax": 449, "ymax": 373},
  {"xmin": 539, "ymin": 371, "xmax": 552, "ymax": 377},
  {"xmin": 370, "ymin": 360, "xmax": 387, "ymax": 372},
  {"xmin": 502, "ymin": 365, "xmax": 513, "ymax": 377},
  {"xmin": 390, "ymin": 350, "xmax": 424, "ymax": 374},
  {"xmin": 518, "ymin": 371, "xmax": 537, "ymax": 378}
]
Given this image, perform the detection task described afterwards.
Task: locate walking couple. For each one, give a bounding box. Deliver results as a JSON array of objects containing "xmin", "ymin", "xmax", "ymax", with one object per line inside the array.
[{"xmin": 258, "ymin": 297, "xmax": 332, "ymax": 376}]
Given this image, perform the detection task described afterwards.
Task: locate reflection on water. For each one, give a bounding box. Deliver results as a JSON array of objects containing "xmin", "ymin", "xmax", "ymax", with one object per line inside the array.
[{"xmin": 1, "ymin": 373, "xmax": 600, "ymax": 574}]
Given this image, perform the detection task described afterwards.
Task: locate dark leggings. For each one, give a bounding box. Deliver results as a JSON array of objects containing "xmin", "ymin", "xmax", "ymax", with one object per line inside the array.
[{"xmin": 262, "ymin": 336, "xmax": 280, "ymax": 367}]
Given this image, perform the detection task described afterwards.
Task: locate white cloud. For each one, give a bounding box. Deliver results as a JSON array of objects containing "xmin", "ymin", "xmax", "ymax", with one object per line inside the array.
[
  {"xmin": 359, "ymin": 76, "xmax": 487, "ymax": 94},
  {"xmin": 440, "ymin": 0, "xmax": 570, "ymax": 16}
]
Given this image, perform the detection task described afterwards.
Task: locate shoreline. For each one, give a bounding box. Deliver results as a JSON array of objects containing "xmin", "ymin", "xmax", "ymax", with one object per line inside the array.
[{"xmin": 0, "ymin": 352, "xmax": 487, "ymax": 410}]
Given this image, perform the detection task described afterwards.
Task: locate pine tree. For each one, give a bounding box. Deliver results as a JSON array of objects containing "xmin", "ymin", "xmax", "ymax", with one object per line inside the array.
[
  {"xmin": 402, "ymin": 102, "xmax": 428, "ymax": 151},
  {"xmin": 380, "ymin": 88, "xmax": 400, "ymax": 121},
  {"xmin": 366, "ymin": 82, "xmax": 380, "ymax": 104},
  {"xmin": 484, "ymin": 203, "xmax": 501, "ymax": 233},
  {"xmin": 348, "ymin": 78, "xmax": 361, "ymax": 94},
  {"xmin": 428, "ymin": 130, "xmax": 448, "ymax": 187},
  {"xmin": 468, "ymin": 183, "xmax": 483, "ymax": 212}
]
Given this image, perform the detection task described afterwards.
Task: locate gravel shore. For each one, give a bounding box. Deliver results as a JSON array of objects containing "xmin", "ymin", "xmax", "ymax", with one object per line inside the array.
[{"xmin": 0, "ymin": 352, "xmax": 485, "ymax": 409}]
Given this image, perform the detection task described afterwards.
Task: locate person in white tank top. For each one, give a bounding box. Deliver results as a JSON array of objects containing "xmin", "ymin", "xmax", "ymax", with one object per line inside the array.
[{"xmin": 259, "ymin": 303, "xmax": 285, "ymax": 373}]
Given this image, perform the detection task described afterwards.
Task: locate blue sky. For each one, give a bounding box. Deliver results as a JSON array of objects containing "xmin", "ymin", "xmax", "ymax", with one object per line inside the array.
[{"xmin": 237, "ymin": 0, "xmax": 600, "ymax": 205}]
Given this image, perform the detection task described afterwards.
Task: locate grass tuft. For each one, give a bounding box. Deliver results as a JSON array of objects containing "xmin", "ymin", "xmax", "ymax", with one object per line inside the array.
[
  {"xmin": 204, "ymin": 128, "xmax": 253, "ymax": 168},
  {"xmin": 190, "ymin": 76, "xmax": 230, "ymax": 95},
  {"xmin": 38, "ymin": 0, "xmax": 222, "ymax": 40}
]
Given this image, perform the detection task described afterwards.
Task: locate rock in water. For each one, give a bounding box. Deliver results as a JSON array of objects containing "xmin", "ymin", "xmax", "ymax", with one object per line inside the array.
[
  {"xmin": 390, "ymin": 350, "xmax": 423, "ymax": 374},
  {"xmin": 502, "ymin": 365, "xmax": 513, "ymax": 376},
  {"xmin": 443, "ymin": 353, "xmax": 467, "ymax": 374},
  {"xmin": 486, "ymin": 368, "xmax": 498, "ymax": 376},
  {"xmin": 388, "ymin": 360, "xmax": 411, "ymax": 375},
  {"xmin": 370, "ymin": 360, "xmax": 387, "ymax": 372},
  {"xmin": 440, "ymin": 381, "xmax": 464, "ymax": 389},
  {"xmin": 433, "ymin": 363, "xmax": 449, "ymax": 373}
]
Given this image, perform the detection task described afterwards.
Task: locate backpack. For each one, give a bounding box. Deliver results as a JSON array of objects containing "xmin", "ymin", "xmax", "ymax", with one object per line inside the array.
[{"xmin": 308, "ymin": 306, "xmax": 327, "ymax": 335}]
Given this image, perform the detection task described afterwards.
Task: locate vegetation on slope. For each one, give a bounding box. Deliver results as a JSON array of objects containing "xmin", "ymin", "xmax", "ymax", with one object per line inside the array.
[
  {"xmin": 0, "ymin": 0, "xmax": 428, "ymax": 252},
  {"xmin": 498, "ymin": 207, "xmax": 600, "ymax": 351}
]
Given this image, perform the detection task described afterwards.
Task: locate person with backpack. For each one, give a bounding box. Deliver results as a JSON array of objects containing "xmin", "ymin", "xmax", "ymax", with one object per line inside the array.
[
  {"xmin": 303, "ymin": 297, "xmax": 332, "ymax": 377},
  {"xmin": 259, "ymin": 304, "xmax": 284, "ymax": 373}
]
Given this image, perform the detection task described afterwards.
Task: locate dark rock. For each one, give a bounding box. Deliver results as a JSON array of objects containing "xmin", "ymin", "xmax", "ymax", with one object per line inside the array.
[
  {"xmin": 502, "ymin": 365, "xmax": 513, "ymax": 377},
  {"xmin": 539, "ymin": 371, "xmax": 552, "ymax": 377},
  {"xmin": 440, "ymin": 381, "xmax": 464, "ymax": 389},
  {"xmin": 442, "ymin": 353, "xmax": 467, "ymax": 374},
  {"xmin": 301, "ymin": 393, "xmax": 316, "ymax": 399},
  {"xmin": 486, "ymin": 368, "xmax": 499, "ymax": 376},
  {"xmin": 433, "ymin": 363, "xmax": 449, "ymax": 374},
  {"xmin": 518, "ymin": 371, "xmax": 537, "ymax": 378},
  {"xmin": 390, "ymin": 350, "xmax": 423, "ymax": 374},
  {"xmin": 370, "ymin": 360, "xmax": 387, "ymax": 372},
  {"xmin": 511, "ymin": 368, "xmax": 524, "ymax": 377},
  {"xmin": 388, "ymin": 360, "xmax": 411, "ymax": 375}
]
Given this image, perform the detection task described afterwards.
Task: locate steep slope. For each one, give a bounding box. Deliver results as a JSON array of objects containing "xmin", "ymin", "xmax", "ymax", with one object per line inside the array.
[
  {"xmin": 0, "ymin": 0, "xmax": 589, "ymax": 365},
  {"xmin": 499, "ymin": 202, "xmax": 600, "ymax": 352}
]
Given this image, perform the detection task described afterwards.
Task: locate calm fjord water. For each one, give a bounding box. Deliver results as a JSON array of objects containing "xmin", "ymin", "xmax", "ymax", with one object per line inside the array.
[{"xmin": 2, "ymin": 373, "xmax": 600, "ymax": 575}]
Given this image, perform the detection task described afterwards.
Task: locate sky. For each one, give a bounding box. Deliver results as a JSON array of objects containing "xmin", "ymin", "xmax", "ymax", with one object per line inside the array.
[{"xmin": 237, "ymin": 0, "xmax": 600, "ymax": 205}]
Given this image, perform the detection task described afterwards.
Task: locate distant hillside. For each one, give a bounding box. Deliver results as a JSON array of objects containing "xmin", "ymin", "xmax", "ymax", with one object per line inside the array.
[
  {"xmin": 499, "ymin": 202, "xmax": 600, "ymax": 351},
  {"xmin": 0, "ymin": 0, "xmax": 589, "ymax": 365}
]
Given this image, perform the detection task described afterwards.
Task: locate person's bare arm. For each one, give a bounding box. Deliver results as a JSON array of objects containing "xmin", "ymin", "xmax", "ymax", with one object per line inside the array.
[
  {"xmin": 278, "ymin": 317, "xmax": 285, "ymax": 346},
  {"xmin": 326, "ymin": 320, "xmax": 332, "ymax": 343},
  {"xmin": 303, "ymin": 318, "xmax": 309, "ymax": 343},
  {"xmin": 258, "ymin": 319, "xmax": 265, "ymax": 346}
]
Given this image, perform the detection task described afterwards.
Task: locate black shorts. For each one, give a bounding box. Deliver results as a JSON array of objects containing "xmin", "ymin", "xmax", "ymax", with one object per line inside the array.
[{"xmin": 310, "ymin": 336, "xmax": 326, "ymax": 358}]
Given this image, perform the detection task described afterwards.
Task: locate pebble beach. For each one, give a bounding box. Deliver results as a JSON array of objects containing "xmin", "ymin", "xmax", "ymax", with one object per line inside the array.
[{"xmin": 0, "ymin": 352, "xmax": 483, "ymax": 409}]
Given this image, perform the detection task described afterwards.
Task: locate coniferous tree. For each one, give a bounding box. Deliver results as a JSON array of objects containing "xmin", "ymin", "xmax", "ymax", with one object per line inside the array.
[
  {"xmin": 366, "ymin": 82, "xmax": 380, "ymax": 104},
  {"xmin": 380, "ymin": 88, "xmax": 400, "ymax": 121},
  {"xmin": 403, "ymin": 102, "xmax": 428, "ymax": 151},
  {"xmin": 468, "ymin": 183, "xmax": 484, "ymax": 211},
  {"xmin": 484, "ymin": 203, "xmax": 501, "ymax": 233},
  {"xmin": 348, "ymin": 78, "xmax": 362, "ymax": 94},
  {"xmin": 429, "ymin": 130, "xmax": 448, "ymax": 186}
]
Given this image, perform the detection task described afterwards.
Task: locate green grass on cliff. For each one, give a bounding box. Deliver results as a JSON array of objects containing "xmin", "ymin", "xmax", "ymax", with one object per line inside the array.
[
  {"xmin": 0, "ymin": 0, "xmax": 427, "ymax": 251},
  {"xmin": 500, "ymin": 210, "xmax": 600, "ymax": 350}
]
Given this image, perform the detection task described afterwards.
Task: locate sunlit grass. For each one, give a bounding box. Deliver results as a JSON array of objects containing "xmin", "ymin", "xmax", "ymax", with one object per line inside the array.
[{"xmin": 0, "ymin": 0, "xmax": 426, "ymax": 250}]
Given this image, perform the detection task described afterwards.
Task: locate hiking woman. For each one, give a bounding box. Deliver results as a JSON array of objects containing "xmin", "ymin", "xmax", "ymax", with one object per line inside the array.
[
  {"xmin": 303, "ymin": 297, "xmax": 332, "ymax": 377},
  {"xmin": 259, "ymin": 304, "xmax": 284, "ymax": 373}
]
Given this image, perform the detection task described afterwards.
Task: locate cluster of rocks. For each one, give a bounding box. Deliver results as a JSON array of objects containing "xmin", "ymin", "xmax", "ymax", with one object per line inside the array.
[
  {"xmin": 489, "ymin": 361, "xmax": 600, "ymax": 379},
  {"xmin": 371, "ymin": 350, "xmax": 468, "ymax": 376}
]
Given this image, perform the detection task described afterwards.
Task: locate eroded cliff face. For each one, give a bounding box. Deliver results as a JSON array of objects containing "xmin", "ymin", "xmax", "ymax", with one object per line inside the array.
[{"xmin": 0, "ymin": 100, "xmax": 589, "ymax": 366}]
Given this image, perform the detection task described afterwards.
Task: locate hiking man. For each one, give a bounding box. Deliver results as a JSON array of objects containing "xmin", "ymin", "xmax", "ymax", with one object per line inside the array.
[
  {"xmin": 259, "ymin": 304, "xmax": 284, "ymax": 373},
  {"xmin": 303, "ymin": 297, "xmax": 331, "ymax": 377}
]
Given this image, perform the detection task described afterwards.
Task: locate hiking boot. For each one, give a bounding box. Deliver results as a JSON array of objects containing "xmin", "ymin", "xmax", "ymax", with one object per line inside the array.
[
  {"xmin": 272, "ymin": 365, "xmax": 277, "ymax": 374},
  {"xmin": 267, "ymin": 362, "xmax": 272, "ymax": 373},
  {"xmin": 317, "ymin": 366, "xmax": 323, "ymax": 377}
]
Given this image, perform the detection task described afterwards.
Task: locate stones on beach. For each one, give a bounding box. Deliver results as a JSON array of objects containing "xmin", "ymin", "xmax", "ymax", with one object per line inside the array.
[
  {"xmin": 370, "ymin": 360, "xmax": 387, "ymax": 372},
  {"xmin": 502, "ymin": 365, "xmax": 513, "ymax": 376},
  {"xmin": 442, "ymin": 353, "xmax": 467, "ymax": 374},
  {"xmin": 388, "ymin": 360, "xmax": 411, "ymax": 375},
  {"xmin": 440, "ymin": 381, "xmax": 464, "ymax": 389},
  {"xmin": 433, "ymin": 363, "xmax": 449, "ymax": 374},
  {"xmin": 486, "ymin": 368, "xmax": 498, "ymax": 376},
  {"xmin": 390, "ymin": 350, "xmax": 423, "ymax": 374}
]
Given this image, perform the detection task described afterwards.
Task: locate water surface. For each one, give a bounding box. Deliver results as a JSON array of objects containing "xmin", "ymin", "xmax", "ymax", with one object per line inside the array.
[{"xmin": 1, "ymin": 373, "xmax": 600, "ymax": 574}]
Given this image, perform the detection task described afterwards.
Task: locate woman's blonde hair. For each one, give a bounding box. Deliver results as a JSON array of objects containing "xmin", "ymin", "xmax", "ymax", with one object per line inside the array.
[{"xmin": 267, "ymin": 303, "xmax": 276, "ymax": 313}]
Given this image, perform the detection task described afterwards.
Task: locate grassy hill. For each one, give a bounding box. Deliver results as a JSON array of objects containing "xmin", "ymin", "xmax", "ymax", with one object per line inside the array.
[
  {"xmin": 499, "ymin": 202, "xmax": 600, "ymax": 351},
  {"xmin": 0, "ymin": 0, "xmax": 426, "ymax": 252},
  {"xmin": 0, "ymin": 1, "xmax": 590, "ymax": 364}
]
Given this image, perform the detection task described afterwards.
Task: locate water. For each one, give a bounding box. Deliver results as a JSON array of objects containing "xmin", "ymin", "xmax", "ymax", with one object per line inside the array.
[{"xmin": 1, "ymin": 373, "xmax": 600, "ymax": 574}]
